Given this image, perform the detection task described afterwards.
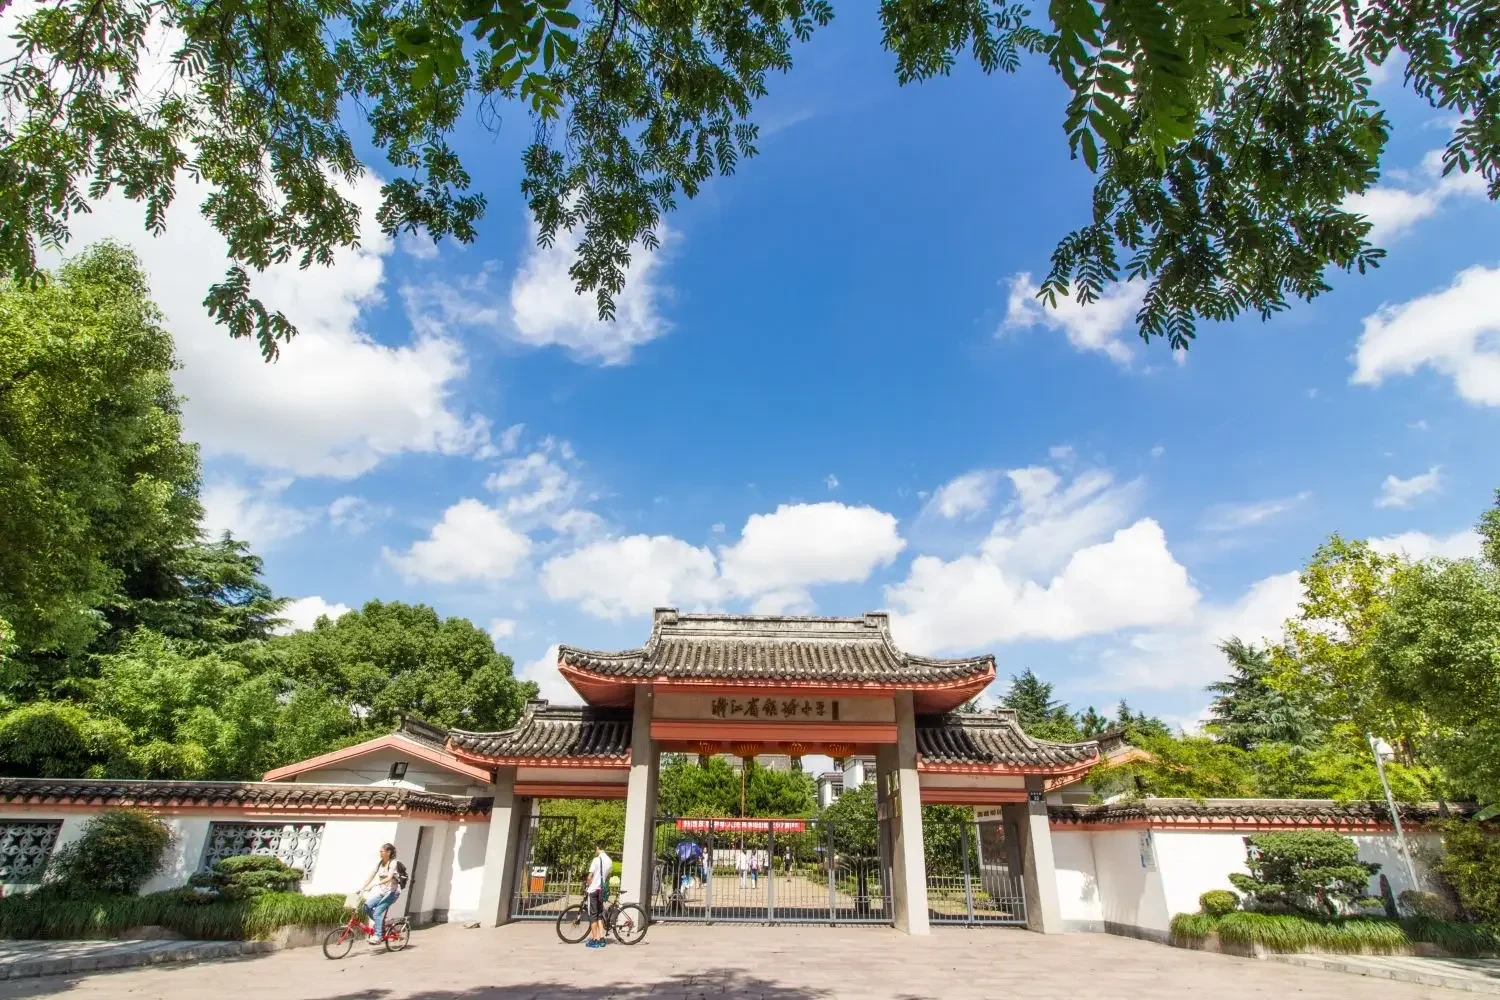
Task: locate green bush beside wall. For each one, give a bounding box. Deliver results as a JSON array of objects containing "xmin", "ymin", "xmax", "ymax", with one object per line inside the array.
[{"xmin": 0, "ymin": 889, "xmax": 345, "ymax": 941}]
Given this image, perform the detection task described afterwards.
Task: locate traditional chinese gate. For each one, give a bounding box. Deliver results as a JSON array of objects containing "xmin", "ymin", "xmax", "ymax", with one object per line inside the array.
[
  {"xmin": 510, "ymin": 813, "xmax": 581, "ymax": 919},
  {"xmin": 922, "ymin": 812, "xmax": 1027, "ymax": 926},
  {"xmin": 650, "ymin": 816, "xmax": 890, "ymax": 925}
]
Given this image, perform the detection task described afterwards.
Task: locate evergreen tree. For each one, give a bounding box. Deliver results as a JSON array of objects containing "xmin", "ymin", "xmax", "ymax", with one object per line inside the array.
[
  {"xmin": 1003, "ymin": 669, "xmax": 1083, "ymax": 742},
  {"xmin": 1206, "ymin": 638, "xmax": 1322, "ymax": 750}
]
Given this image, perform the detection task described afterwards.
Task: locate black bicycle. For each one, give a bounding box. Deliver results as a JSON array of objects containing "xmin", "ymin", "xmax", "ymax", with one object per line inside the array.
[{"xmin": 555, "ymin": 892, "xmax": 648, "ymax": 945}]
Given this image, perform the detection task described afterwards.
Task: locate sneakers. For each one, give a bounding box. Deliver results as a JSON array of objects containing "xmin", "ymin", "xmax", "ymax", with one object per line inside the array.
[
  {"xmin": 585, "ymin": 939, "xmax": 606, "ymax": 949},
  {"xmin": 368, "ymin": 934, "xmax": 382, "ymax": 945}
]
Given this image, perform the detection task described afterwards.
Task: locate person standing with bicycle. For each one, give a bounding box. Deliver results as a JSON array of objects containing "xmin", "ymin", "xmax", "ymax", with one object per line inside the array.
[{"xmin": 584, "ymin": 841, "xmax": 611, "ymax": 949}]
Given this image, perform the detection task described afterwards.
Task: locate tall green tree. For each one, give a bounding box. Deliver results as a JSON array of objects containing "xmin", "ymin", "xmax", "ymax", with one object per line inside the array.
[
  {"xmin": 1002, "ymin": 668, "xmax": 1084, "ymax": 741},
  {"xmin": 1206, "ymin": 637, "xmax": 1322, "ymax": 750},
  {"xmin": 0, "ymin": 243, "xmax": 201, "ymax": 677},
  {"xmin": 1369, "ymin": 491, "xmax": 1500, "ymax": 811},
  {"xmin": 269, "ymin": 600, "xmax": 537, "ymax": 732},
  {"xmin": 5, "ymin": 2, "xmax": 1496, "ymax": 355}
]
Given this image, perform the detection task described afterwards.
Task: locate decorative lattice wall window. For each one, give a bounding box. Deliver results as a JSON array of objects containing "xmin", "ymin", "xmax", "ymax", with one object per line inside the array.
[
  {"xmin": 199, "ymin": 822, "xmax": 324, "ymax": 875},
  {"xmin": 0, "ymin": 820, "xmax": 63, "ymax": 884}
]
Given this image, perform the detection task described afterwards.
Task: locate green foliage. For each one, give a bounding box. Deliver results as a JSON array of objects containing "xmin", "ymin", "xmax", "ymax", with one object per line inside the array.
[
  {"xmin": 0, "ymin": 244, "xmax": 201, "ymax": 667},
  {"xmin": 1002, "ymin": 668, "xmax": 1083, "ymax": 741},
  {"xmin": 533, "ymin": 798, "xmax": 625, "ymax": 876},
  {"xmin": 1169, "ymin": 910, "xmax": 1500, "ymax": 957},
  {"xmin": 1206, "ymin": 638, "xmax": 1322, "ymax": 750},
  {"xmin": 0, "ymin": 702, "xmax": 133, "ymax": 778},
  {"xmin": 1369, "ymin": 493, "xmax": 1500, "ymax": 809},
  {"xmin": 44, "ymin": 810, "xmax": 173, "ymax": 896},
  {"xmin": 1227, "ymin": 831, "xmax": 1378, "ymax": 915},
  {"xmin": 819, "ymin": 782, "xmax": 878, "ymax": 860},
  {"xmin": 658, "ymin": 755, "xmax": 742, "ymax": 818},
  {"xmin": 1199, "ymin": 889, "xmax": 1239, "ymax": 917},
  {"xmin": 921, "ymin": 806, "xmax": 980, "ymax": 878},
  {"xmin": 188, "ymin": 855, "xmax": 305, "ymax": 900},
  {"xmin": 270, "ymin": 600, "xmax": 536, "ymax": 732},
  {"xmin": 10, "ymin": 0, "xmax": 1495, "ymax": 356},
  {"xmin": 745, "ymin": 761, "xmax": 816, "ymax": 816},
  {"xmin": 0, "ymin": 889, "xmax": 343, "ymax": 940},
  {"xmin": 1433, "ymin": 821, "xmax": 1500, "ymax": 924}
]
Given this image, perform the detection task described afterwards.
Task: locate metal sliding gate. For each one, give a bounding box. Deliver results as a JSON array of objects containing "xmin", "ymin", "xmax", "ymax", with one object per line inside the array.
[
  {"xmin": 923, "ymin": 814, "xmax": 1027, "ymax": 926},
  {"xmin": 510, "ymin": 814, "xmax": 582, "ymax": 919},
  {"xmin": 651, "ymin": 817, "xmax": 890, "ymax": 925}
]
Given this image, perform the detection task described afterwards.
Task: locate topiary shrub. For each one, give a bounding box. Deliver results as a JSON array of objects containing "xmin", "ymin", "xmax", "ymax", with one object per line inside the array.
[
  {"xmin": 1399, "ymin": 889, "xmax": 1457, "ymax": 920},
  {"xmin": 187, "ymin": 855, "xmax": 304, "ymax": 901},
  {"xmin": 45, "ymin": 810, "xmax": 173, "ymax": 896},
  {"xmin": 1434, "ymin": 821, "xmax": 1500, "ymax": 923},
  {"xmin": 1200, "ymin": 889, "xmax": 1239, "ymax": 917},
  {"xmin": 1228, "ymin": 831, "xmax": 1378, "ymax": 915}
]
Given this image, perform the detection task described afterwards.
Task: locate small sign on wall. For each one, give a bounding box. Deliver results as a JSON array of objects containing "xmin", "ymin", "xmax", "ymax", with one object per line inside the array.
[
  {"xmin": 1139, "ymin": 830, "xmax": 1157, "ymax": 871},
  {"xmin": 1027, "ymin": 791, "xmax": 1044, "ymax": 805}
]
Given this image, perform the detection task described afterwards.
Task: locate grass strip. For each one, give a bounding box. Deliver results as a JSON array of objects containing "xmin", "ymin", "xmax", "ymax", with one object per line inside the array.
[
  {"xmin": 1170, "ymin": 910, "xmax": 1500, "ymax": 957},
  {"xmin": 0, "ymin": 890, "xmax": 345, "ymax": 941}
]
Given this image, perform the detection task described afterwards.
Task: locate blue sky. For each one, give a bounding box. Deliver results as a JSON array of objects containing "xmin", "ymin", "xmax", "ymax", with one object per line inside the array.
[{"xmin": 55, "ymin": 9, "xmax": 1500, "ymax": 731}]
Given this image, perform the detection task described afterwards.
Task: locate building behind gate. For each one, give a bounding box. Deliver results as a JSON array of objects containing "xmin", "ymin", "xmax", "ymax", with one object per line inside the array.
[{"xmin": 0, "ymin": 610, "xmax": 1458, "ymax": 939}]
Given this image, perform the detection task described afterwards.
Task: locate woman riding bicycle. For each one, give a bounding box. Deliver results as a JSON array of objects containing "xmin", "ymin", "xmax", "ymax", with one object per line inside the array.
[{"xmin": 359, "ymin": 843, "xmax": 403, "ymax": 945}]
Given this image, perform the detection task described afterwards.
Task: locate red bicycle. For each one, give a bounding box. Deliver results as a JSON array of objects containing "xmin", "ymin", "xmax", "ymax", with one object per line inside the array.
[{"xmin": 322, "ymin": 901, "xmax": 410, "ymax": 959}]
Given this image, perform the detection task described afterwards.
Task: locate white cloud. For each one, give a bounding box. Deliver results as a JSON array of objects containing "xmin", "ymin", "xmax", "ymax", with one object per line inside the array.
[
  {"xmin": 1200, "ymin": 492, "xmax": 1310, "ymax": 532},
  {"xmin": 1150, "ymin": 444, "xmax": 1165, "ymax": 458},
  {"xmin": 1003, "ymin": 272, "xmax": 1143, "ymax": 366},
  {"xmin": 541, "ymin": 535, "xmax": 722, "ymax": 620},
  {"xmin": 1048, "ymin": 444, "xmax": 1076, "ymax": 463},
  {"xmin": 925, "ymin": 470, "xmax": 1000, "ymax": 520},
  {"xmin": 327, "ymin": 495, "xmax": 386, "ymax": 534},
  {"xmin": 384, "ymin": 499, "xmax": 532, "ymax": 583},
  {"xmin": 825, "ymin": 474, "xmax": 839, "ymax": 491},
  {"xmin": 507, "ymin": 220, "xmax": 673, "ymax": 364},
  {"xmin": 518, "ymin": 645, "xmax": 580, "ymax": 705},
  {"xmin": 498, "ymin": 423, "xmax": 526, "ymax": 454},
  {"xmin": 542, "ymin": 502, "xmax": 906, "ymax": 621},
  {"xmin": 1375, "ymin": 466, "xmax": 1441, "ymax": 508},
  {"xmin": 887, "ymin": 464, "xmax": 1193, "ymax": 654},
  {"xmin": 889, "ymin": 519, "xmax": 1198, "ymax": 654},
  {"xmin": 488, "ymin": 618, "xmax": 518, "ymax": 642},
  {"xmin": 1091, "ymin": 571, "xmax": 1303, "ymax": 693},
  {"xmin": 276, "ymin": 596, "xmax": 353, "ymax": 634},
  {"xmin": 1369, "ymin": 529, "xmax": 1482, "ymax": 561},
  {"xmin": 201, "ymin": 478, "xmax": 315, "ymax": 548},
  {"xmin": 710, "ymin": 523, "xmax": 726, "ymax": 534},
  {"xmin": 51, "ymin": 167, "xmax": 493, "ymax": 479},
  {"xmin": 718, "ymin": 503, "xmax": 906, "ymax": 597},
  {"xmin": 1343, "ymin": 149, "xmax": 1488, "ymax": 242},
  {"xmin": 1352, "ymin": 266, "xmax": 1500, "ymax": 407}
]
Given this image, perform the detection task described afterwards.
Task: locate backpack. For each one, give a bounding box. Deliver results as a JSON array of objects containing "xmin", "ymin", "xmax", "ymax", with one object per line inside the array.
[{"xmin": 395, "ymin": 861, "xmax": 409, "ymax": 892}]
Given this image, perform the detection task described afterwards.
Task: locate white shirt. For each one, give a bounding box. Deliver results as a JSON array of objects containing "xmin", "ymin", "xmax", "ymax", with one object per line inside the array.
[{"xmin": 587, "ymin": 852, "xmax": 611, "ymax": 894}]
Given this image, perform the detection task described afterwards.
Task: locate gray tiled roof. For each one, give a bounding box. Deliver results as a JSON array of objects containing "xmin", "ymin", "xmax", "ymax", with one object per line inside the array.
[
  {"xmin": 396, "ymin": 715, "xmax": 451, "ymax": 749},
  {"xmin": 916, "ymin": 709, "xmax": 1099, "ymax": 768},
  {"xmin": 447, "ymin": 700, "xmax": 632, "ymax": 761},
  {"xmin": 1049, "ymin": 798, "xmax": 1484, "ymax": 826},
  {"xmin": 0, "ymin": 778, "xmax": 491, "ymax": 816},
  {"xmin": 559, "ymin": 609, "xmax": 993, "ymax": 685}
]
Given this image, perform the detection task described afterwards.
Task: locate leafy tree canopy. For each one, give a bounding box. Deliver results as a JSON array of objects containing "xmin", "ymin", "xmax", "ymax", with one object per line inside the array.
[
  {"xmin": 0, "ymin": 243, "xmax": 201, "ymax": 668},
  {"xmin": 1206, "ymin": 637, "xmax": 1323, "ymax": 750},
  {"xmin": 269, "ymin": 599, "xmax": 538, "ymax": 732},
  {"xmin": 5, "ymin": 1, "xmax": 1497, "ymax": 359}
]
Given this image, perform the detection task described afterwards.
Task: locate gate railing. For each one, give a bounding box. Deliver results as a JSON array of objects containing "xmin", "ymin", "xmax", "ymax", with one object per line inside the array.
[
  {"xmin": 650, "ymin": 817, "xmax": 890, "ymax": 925},
  {"xmin": 511, "ymin": 814, "xmax": 581, "ymax": 920},
  {"xmin": 924, "ymin": 821, "xmax": 1027, "ymax": 926}
]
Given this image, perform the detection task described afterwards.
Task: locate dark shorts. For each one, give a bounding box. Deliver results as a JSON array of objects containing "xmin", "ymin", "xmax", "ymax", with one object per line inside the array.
[{"xmin": 586, "ymin": 890, "xmax": 604, "ymax": 919}]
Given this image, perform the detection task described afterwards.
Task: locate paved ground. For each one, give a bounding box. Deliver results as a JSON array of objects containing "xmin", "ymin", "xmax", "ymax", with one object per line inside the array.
[
  {"xmin": 0, "ymin": 922, "xmax": 1482, "ymax": 1000},
  {"xmin": 1273, "ymin": 952, "xmax": 1500, "ymax": 993},
  {"xmin": 0, "ymin": 938, "xmax": 277, "ymax": 980}
]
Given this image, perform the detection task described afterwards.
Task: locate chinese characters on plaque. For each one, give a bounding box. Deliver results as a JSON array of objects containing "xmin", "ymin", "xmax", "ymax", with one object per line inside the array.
[{"xmin": 709, "ymin": 696, "xmax": 839, "ymax": 720}]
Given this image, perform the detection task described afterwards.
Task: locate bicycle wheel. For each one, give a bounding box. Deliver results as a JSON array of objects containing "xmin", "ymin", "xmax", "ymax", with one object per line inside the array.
[
  {"xmin": 384, "ymin": 919, "xmax": 411, "ymax": 952},
  {"xmin": 611, "ymin": 903, "xmax": 649, "ymax": 945},
  {"xmin": 322, "ymin": 925, "xmax": 355, "ymax": 960},
  {"xmin": 555, "ymin": 904, "xmax": 590, "ymax": 944}
]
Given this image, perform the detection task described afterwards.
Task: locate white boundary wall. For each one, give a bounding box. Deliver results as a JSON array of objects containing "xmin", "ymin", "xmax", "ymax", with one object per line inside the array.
[{"xmin": 1053, "ymin": 826, "xmax": 1442, "ymax": 940}]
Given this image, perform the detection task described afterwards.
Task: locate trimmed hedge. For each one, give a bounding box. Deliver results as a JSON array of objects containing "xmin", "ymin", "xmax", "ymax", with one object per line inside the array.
[
  {"xmin": 0, "ymin": 889, "xmax": 345, "ymax": 941},
  {"xmin": 1169, "ymin": 910, "xmax": 1500, "ymax": 957}
]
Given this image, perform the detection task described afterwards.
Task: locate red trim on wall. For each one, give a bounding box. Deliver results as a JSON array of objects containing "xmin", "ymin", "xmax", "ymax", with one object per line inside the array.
[
  {"xmin": 918, "ymin": 787, "xmax": 1028, "ymax": 805},
  {"xmin": 446, "ymin": 749, "xmax": 632, "ymax": 769},
  {"xmin": 513, "ymin": 782, "xmax": 629, "ymax": 800},
  {"xmin": 1050, "ymin": 817, "xmax": 1415, "ymax": 833},
  {"xmin": 916, "ymin": 756, "xmax": 1098, "ymax": 778},
  {"xmin": 0, "ymin": 802, "xmax": 487, "ymax": 822},
  {"xmin": 261, "ymin": 734, "xmax": 493, "ymax": 784}
]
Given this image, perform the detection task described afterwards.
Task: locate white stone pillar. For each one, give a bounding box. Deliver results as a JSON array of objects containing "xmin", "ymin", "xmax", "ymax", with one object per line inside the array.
[
  {"xmin": 1020, "ymin": 775, "xmax": 1063, "ymax": 933},
  {"xmin": 475, "ymin": 765, "xmax": 525, "ymax": 926},
  {"xmin": 619, "ymin": 684, "xmax": 659, "ymax": 909},
  {"xmin": 881, "ymin": 691, "xmax": 929, "ymax": 935}
]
